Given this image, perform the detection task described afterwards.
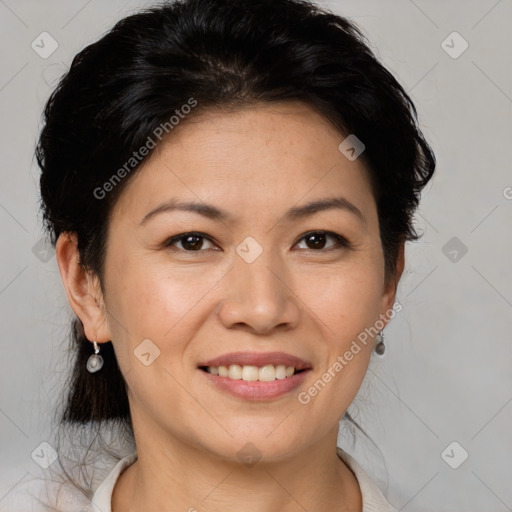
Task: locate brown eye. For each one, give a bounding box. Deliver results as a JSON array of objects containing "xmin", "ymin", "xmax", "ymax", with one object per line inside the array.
[
  {"xmin": 295, "ymin": 231, "xmax": 350, "ymax": 251},
  {"xmin": 164, "ymin": 232, "xmax": 216, "ymax": 251}
]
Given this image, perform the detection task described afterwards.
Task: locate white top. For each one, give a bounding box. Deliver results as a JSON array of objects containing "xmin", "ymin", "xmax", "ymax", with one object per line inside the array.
[{"xmin": 1, "ymin": 448, "xmax": 397, "ymax": 512}]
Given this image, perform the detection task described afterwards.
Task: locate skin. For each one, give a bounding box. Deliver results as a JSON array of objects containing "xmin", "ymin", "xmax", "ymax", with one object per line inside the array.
[{"xmin": 56, "ymin": 101, "xmax": 404, "ymax": 512}]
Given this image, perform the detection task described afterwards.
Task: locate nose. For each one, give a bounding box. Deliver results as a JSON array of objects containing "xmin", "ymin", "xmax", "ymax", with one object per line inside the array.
[{"xmin": 216, "ymin": 250, "xmax": 301, "ymax": 335}]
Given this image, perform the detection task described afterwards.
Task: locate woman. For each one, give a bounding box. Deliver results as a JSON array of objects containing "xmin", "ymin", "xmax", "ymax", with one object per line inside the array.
[{"xmin": 20, "ymin": 0, "xmax": 436, "ymax": 510}]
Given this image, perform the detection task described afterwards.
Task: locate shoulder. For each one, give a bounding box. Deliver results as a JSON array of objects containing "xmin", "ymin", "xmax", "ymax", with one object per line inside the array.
[{"xmin": 337, "ymin": 447, "xmax": 398, "ymax": 512}]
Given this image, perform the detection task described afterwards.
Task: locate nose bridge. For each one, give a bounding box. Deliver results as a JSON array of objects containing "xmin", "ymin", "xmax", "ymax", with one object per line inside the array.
[
  {"xmin": 234, "ymin": 236, "xmax": 286, "ymax": 305},
  {"xmin": 217, "ymin": 236, "xmax": 299, "ymax": 333}
]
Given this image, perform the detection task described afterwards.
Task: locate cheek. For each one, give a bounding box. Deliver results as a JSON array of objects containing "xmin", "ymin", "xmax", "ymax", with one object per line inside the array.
[
  {"xmin": 297, "ymin": 258, "xmax": 384, "ymax": 338},
  {"xmin": 103, "ymin": 257, "xmax": 207, "ymax": 413},
  {"xmin": 104, "ymin": 250, "xmax": 223, "ymax": 355},
  {"xmin": 296, "ymin": 266, "xmax": 380, "ymax": 418}
]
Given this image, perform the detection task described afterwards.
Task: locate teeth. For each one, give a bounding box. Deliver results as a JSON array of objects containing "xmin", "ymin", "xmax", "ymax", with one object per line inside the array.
[
  {"xmin": 228, "ymin": 364, "xmax": 242, "ymax": 380},
  {"xmin": 259, "ymin": 365, "xmax": 277, "ymax": 381},
  {"xmin": 206, "ymin": 364, "xmax": 298, "ymax": 381},
  {"xmin": 242, "ymin": 365, "xmax": 259, "ymax": 381},
  {"xmin": 275, "ymin": 364, "xmax": 287, "ymax": 379}
]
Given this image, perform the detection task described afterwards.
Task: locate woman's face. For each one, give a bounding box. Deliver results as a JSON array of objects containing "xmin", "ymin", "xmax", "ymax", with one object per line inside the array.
[{"xmin": 94, "ymin": 101, "xmax": 401, "ymax": 462}]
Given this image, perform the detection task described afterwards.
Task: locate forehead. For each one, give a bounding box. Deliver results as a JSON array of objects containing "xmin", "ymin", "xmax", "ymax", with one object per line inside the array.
[{"xmin": 111, "ymin": 101, "xmax": 376, "ymax": 227}]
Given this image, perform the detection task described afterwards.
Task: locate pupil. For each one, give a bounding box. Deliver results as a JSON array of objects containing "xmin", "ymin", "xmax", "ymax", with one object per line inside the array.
[
  {"xmin": 184, "ymin": 235, "xmax": 202, "ymax": 250},
  {"xmin": 307, "ymin": 232, "xmax": 326, "ymax": 249}
]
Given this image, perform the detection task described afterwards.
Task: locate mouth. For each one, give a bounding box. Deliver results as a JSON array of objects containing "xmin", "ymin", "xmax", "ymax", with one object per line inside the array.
[{"xmin": 197, "ymin": 351, "xmax": 312, "ymax": 400}]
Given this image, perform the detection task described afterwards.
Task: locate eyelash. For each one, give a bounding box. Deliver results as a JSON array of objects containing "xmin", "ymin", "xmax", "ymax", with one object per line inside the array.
[{"xmin": 163, "ymin": 231, "xmax": 352, "ymax": 253}]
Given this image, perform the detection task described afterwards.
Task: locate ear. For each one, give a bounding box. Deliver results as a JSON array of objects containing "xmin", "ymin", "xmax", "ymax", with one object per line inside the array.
[
  {"xmin": 55, "ymin": 232, "xmax": 111, "ymax": 344},
  {"xmin": 379, "ymin": 240, "xmax": 405, "ymax": 325}
]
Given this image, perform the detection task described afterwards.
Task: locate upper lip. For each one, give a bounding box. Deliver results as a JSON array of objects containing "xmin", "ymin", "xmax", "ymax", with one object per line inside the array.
[{"xmin": 198, "ymin": 351, "xmax": 312, "ymax": 371}]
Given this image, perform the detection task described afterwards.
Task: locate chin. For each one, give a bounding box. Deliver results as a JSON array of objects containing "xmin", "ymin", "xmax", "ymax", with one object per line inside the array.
[{"xmin": 205, "ymin": 425, "xmax": 308, "ymax": 465}]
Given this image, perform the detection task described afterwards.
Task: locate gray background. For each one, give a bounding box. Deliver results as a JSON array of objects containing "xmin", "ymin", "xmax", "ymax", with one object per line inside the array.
[{"xmin": 1, "ymin": 0, "xmax": 511, "ymax": 510}]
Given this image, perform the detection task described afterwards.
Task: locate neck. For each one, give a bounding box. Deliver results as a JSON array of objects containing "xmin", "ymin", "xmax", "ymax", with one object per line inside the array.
[{"xmin": 112, "ymin": 428, "xmax": 362, "ymax": 512}]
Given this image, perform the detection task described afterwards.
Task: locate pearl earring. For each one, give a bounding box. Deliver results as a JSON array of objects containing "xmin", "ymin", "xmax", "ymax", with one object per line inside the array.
[
  {"xmin": 86, "ymin": 341, "xmax": 104, "ymax": 373},
  {"xmin": 374, "ymin": 330, "xmax": 385, "ymax": 356}
]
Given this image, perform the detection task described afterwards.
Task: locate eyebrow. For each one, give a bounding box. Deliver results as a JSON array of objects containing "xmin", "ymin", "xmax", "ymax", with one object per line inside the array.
[{"xmin": 139, "ymin": 196, "xmax": 366, "ymax": 227}]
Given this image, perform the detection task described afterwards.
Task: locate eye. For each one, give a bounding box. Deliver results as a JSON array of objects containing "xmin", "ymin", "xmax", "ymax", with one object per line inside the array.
[
  {"xmin": 163, "ymin": 230, "xmax": 351, "ymax": 253},
  {"xmin": 294, "ymin": 231, "xmax": 350, "ymax": 251},
  {"xmin": 163, "ymin": 232, "xmax": 218, "ymax": 252}
]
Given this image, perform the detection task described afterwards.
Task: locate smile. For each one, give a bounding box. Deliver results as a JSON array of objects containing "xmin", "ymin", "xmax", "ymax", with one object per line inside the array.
[
  {"xmin": 200, "ymin": 364, "xmax": 303, "ymax": 381},
  {"xmin": 197, "ymin": 352, "xmax": 312, "ymax": 401}
]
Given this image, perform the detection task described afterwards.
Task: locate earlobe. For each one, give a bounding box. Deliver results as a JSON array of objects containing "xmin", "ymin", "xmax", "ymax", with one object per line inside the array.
[{"xmin": 55, "ymin": 232, "xmax": 111, "ymax": 343}]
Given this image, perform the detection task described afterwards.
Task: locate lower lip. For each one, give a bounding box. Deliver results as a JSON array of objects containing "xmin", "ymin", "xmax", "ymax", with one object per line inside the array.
[{"xmin": 199, "ymin": 369, "xmax": 310, "ymax": 401}]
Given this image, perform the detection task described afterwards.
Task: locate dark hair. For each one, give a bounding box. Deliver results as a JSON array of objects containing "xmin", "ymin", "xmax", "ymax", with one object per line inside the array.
[{"xmin": 36, "ymin": 0, "xmax": 435, "ymax": 497}]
